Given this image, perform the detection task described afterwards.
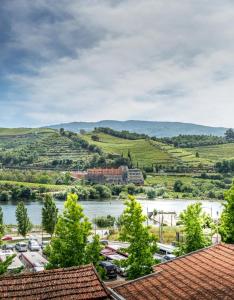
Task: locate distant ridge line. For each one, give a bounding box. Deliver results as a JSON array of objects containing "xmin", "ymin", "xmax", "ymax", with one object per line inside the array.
[{"xmin": 45, "ymin": 120, "xmax": 229, "ymax": 137}]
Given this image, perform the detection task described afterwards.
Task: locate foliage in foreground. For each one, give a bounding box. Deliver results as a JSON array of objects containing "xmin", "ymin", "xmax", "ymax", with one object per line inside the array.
[
  {"xmin": 219, "ymin": 182, "xmax": 234, "ymax": 243},
  {"xmin": 0, "ymin": 254, "xmax": 16, "ymax": 275},
  {"xmin": 46, "ymin": 193, "xmax": 102, "ymax": 270},
  {"xmin": 119, "ymin": 195, "xmax": 158, "ymax": 279},
  {"xmin": 175, "ymin": 202, "xmax": 212, "ymax": 255}
]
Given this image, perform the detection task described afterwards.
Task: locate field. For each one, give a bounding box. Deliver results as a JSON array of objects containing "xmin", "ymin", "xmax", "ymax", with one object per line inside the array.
[
  {"xmin": 186, "ymin": 143, "xmax": 234, "ymax": 163},
  {"xmin": 83, "ymin": 133, "xmax": 175, "ymax": 168}
]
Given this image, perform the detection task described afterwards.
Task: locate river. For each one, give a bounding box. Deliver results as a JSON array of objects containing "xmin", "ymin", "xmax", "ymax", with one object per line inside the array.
[{"xmin": 0, "ymin": 198, "xmax": 224, "ymax": 225}]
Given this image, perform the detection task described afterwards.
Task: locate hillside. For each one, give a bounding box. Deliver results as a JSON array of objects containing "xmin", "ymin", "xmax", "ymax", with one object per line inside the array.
[
  {"xmin": 47, "ymin": 120, "xmax": 228, "ymax": 137},
  {"xmin": 0, "ymin": 128, "xmax": 95, "ymax": 170},
  {"xmin": 0, "ymin": 127, "xmax": 233, "ymax": 172}
]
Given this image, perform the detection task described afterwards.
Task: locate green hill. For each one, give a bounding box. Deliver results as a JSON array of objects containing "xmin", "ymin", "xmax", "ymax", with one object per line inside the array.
[{"xmin": 0, "ymin": 128, "xmax": 233, "ymax": 171}]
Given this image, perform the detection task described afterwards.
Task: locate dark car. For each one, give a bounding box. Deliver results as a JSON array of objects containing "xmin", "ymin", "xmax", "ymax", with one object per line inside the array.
[
  {"xmin": 99, "ymin": 261, "xmax": 117, "ymax": 279},
  {"xmin": 2, "ymin": 244, "xmax": 15, "ymax": 251}
]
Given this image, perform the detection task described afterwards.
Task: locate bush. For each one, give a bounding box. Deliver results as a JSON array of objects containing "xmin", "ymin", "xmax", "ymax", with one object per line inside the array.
[{"xmin": 147, "ymin": 189, "xmax": 156, "ymax": 199}]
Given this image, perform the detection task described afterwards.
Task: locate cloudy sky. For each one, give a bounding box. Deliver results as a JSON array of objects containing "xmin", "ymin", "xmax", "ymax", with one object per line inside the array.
[{"xmin": 1, "ymin": 0, "xmax": 234, "ymax": 127}]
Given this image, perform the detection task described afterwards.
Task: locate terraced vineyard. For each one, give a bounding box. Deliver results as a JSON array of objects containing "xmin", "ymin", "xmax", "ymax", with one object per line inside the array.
[
  {"xmin": 186, "ymin": 143, "xmax": 234, "ymax": 163},
  {"xmin": 0, "ymin": 128, "xmax": 94, "ymax": 170},
  {"xmin": 0, "ymin": 128, "xmax": 231, "ymax": 171}
]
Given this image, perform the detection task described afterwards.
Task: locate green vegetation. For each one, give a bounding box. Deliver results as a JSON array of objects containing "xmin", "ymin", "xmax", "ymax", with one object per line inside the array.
[
  {"xmin": 175, "ymin": 202, "xmax": 212, "ymax": 255},
  {"xmin": 42, "ymin": 195, "xmax": 58, "ymax": 236},
  {"xmin": 119, "ymin": 195, "xmax": 158, "ymax": 280},
  {"xmin": 93, "ymin": 215, "xmax": 115, "ymax": 228},
  {"xmin": 186, "ymin": 143, "xmax": 234, "ymax": 163},
  {"xmin": 16, "ymin": 202, "xmax": 32, "ymax": 237},
  {"xmin": 145, "ymin": 174, "xmax": 231, "ymax": 200},
  {"xmin": 47, "ymin": 194, "xmax": 102, "ymax": 270},
  {"xmin": 83, "ymin": 132, "xmax": 174, "ymax": 168},
  {"xmin": 161, "ymin": 134, "xmax": 226, "ymax": 148},
  {"xmin": 219, "ymin": 183, "xmax": 234, "ymax": 243}
]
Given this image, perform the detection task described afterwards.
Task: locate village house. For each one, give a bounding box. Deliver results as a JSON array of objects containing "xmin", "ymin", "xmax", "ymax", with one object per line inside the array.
[{"xmin": 85, "ymin": 166, "xmax": 144, "ymax": 185}]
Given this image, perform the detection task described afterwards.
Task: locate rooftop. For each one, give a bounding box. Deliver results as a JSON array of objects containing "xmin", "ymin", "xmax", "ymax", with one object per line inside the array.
[
  {"xmin": 112, "ymin": 243, "xmax": 234, "ymax": 300},
  {"xmin": 0, "ymin": 264, "xmax": 110, "ymax": 300}
]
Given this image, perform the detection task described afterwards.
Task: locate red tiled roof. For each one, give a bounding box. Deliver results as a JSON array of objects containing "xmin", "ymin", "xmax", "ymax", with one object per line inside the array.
[
  {"xmin": 0, "ymin": 264, "xmax": 110, "ymax": 300},
  {"xmin": 87, "ymin": 168, "xmax": 123, "ymax": 175},
  {"xmin": 112, "ymin": 243, "xmax": 234, "ymax": 300}
]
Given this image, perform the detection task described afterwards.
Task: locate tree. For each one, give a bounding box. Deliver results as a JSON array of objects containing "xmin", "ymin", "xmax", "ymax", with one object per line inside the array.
[
  {"xmin": 0, "ymin": 207, "xmax": 4, "ymax": 236},
  {"xmin": 16, "ymin": 202, "xmax": 32, "ymax": 237},
  {"xmin": 42, "ymin": 195, "xmax": 58, "ymax": 236},
  {"xmin": 119, "ymin": 195, "xmax": 158, "ymax": 279},
  {"xmin": 219, "ymin": 183, "xmax": 234, "ymax": 243},
  {"xmin": 59, "ymin": 128, "xmax": 65, "ymax": 135},
  {"xmin": 147, "ymin": 189, "xmax": 156, "ymax": 199},
  {"xmin": 86, "ymin": 234, "xmax": 103, "ymax": 267},
  {"xmin": 225, "ymin": 128, "xmax": 234, "ymax": 141},
  {"xmin": 176, "ymin": 202, "xmax": 211, "ymax": 255},
  {"xmin": 174, "ymin": 180, "xmax": 183, "ymax": 192},
  {"xmin": 47, "ymin": 193, "xmax": 92, "ymax": 269}
]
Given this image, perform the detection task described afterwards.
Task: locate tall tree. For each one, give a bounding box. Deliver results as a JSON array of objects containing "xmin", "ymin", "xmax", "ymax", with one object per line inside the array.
[
  {"xmin": 176, "ymin": 202, "xmax": 211, "ymax": 255},
  {"xmin": 16, "ymin": 202, "xmax": 32, "ymax": 237},
  {"xmin": 119, "ymin": 195, "xmax": 158, "ymax": 280},
  {"xmin": 219, "ymin": 183, "xmax": 234, "ymax": 243},
  {"xmin": 47, "ymin": 193, "xmax": 92, "ymax": 269},
  {"xmin": 225, "ymin": 128, "xmax": 234, "ymax": 141},
  {"xmin": 0, "ymin": 207, "xmax": 5, "ymax": 236},
  {"xmin": 42, "ymin": 195, "xmax": 58, "ymax": 236}
]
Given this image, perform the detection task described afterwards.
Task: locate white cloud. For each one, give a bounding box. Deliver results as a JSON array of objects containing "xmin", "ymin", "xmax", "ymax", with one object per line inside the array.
[{"xmin": 4, "ymin": 0, "xmax": 234, "ymax": 127}]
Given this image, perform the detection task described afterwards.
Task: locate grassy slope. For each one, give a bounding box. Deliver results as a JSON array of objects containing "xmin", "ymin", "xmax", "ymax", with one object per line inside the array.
[
  {"xmin": 82, "ymin": 133, "xmax": 175, "ymax": 167},
  {"xmin": 0, "ymin": 128, "xmax": 54, "ymax": 136},
  {"xmin": 185, "ymin": 143, "xmax": 234, "ymax": 163},
  {"xmin": 0, "ymin": 128, "xmax": 233, "ymax": 170}
]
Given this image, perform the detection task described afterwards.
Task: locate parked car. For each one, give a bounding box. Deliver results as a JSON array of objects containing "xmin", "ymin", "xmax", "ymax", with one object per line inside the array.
[
  {"xmin": 28, "ymin": 240, "xmax": 40, "ymax": 251},
  {"xmin": 99, "ymin": 261, "xmax": 117, "ymax": 279},
  {"xmin": 15, "ymin": 242, "xmax": 27, "ymax": 252},
  {"xmin": 100, "ymin": 240, "xmax": 109, "ymax": 246},
  {"xmin": 154, "ymin": 254, "xmax": 166, "ymax": 263},
  {"xmin": 163, "ymin": 254, "xmax": 176, "ymax": 261},
  {"xmin": 2, "ymin": 244, "xmax": 15, "ymax": 251},
  {"xmin": 116, "ymin": 266, "xmax": 128, "ymax": 277}
]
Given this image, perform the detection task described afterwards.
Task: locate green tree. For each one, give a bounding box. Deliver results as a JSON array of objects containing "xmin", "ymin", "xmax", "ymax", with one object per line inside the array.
[
  {"xmin": 0, "ymin": 207, "xmax": 5, "ymax": 236},
  {"xmin": 219, "ymin": 183, "xmax": 234, "ymax": 243},
  {"xmin": 42, "ymin": 195, "xmax": 58, "ymax": 236},
  {"xmin": 147, "ymin": 189, "xmax": 156, "ymax": 199},
  {"xmin": 47, "ymin": 193, "xmax": 92, "ymax": 269},
  {"xmin": 176, "ymin": 202, "xmax": 211, "ymax": 255},
  {"xmin": 119, "ymin": 195, "xmax": 158, "ymax": 279},
  {"xmin": 16, "ymin": 202, "xmax": 32, "ymax": 237},
  {"xmin": 86, "ymin": 234, "xmax": 103, "ymax": 267}
]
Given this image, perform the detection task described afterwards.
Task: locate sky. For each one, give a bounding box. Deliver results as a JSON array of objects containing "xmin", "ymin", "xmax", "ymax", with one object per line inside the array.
[{"xmin": 0, "ymin": 0, "xmax": 234, "ymax": 128}]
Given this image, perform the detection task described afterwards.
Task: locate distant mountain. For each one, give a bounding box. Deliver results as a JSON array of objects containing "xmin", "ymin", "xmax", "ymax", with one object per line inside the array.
[{"xmin": 46, "ymin": 120, "xmax": 229, "ymax": 137}]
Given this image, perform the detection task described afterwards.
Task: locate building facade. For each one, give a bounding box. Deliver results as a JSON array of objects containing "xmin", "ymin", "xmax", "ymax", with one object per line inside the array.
[{"xmin": 85, "ymin": 166, "xmax": 144, "ymax": 185}]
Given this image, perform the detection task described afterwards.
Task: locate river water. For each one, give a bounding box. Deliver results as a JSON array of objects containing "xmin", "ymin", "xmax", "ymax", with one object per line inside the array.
[{"xmin": 0, "ymin": 199, "xmax": 224, "ymax": 225}]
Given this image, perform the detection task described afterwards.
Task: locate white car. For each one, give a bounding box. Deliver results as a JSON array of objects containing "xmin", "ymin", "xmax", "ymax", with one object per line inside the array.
[{"xmin": 28, "ymin": 240, "xmax": 40, "ymax": 251}]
